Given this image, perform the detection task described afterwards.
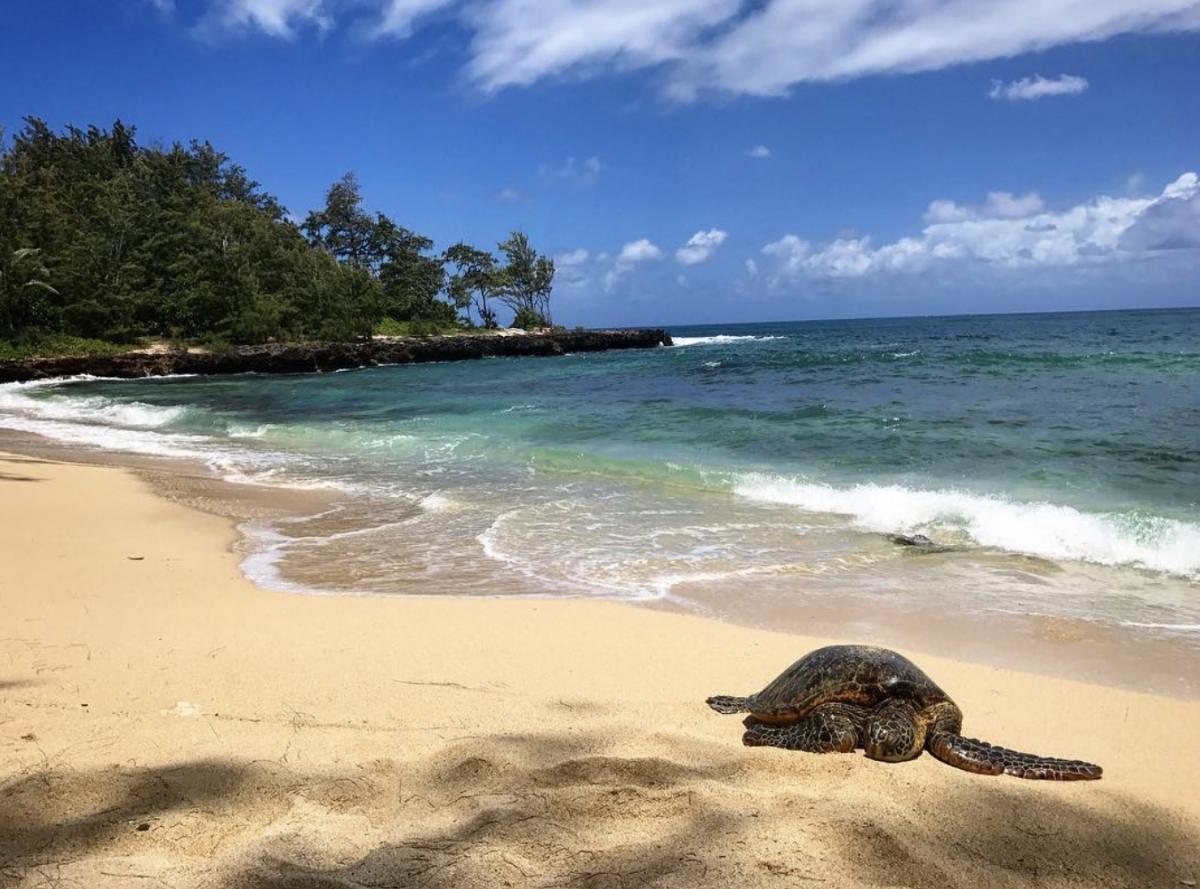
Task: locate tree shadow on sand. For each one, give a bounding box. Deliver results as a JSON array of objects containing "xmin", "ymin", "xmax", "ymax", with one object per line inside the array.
[
  {"xmin": 232, "ymin": 732, "xmax": 1197, "ymax": 889},
  {"xmin": 1, "ymin": 731, "xmax": 1197, "ymax": 889},
  {"xmin": 0, "ymin": 471, "xmax": 40, "ymax": 482},
  {"xmin": 234, "ymin": 734, "xmax": 742, "ymax": 889},
  {"xmin": 0, "ymin": 759, "xmax": 258, "ymax": 875}
]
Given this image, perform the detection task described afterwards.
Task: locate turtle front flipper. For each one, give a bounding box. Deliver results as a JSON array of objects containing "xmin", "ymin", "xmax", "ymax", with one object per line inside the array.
[
  {"xmin": 706, "ymin": 695, "xmax": 751, "ymax": 714},
  {"xmin": 742, "ymin": 704, "xmax": 860, "ymax": 753},
  {"xmin": 928, "ymin": 731, "xmax": 1102, "ymax": 780}
]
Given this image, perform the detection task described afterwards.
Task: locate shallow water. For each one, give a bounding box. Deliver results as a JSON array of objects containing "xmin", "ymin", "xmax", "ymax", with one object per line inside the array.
[{"xmin": 3, "ymin": 308, "xmax": 1198, "ymax": 678}]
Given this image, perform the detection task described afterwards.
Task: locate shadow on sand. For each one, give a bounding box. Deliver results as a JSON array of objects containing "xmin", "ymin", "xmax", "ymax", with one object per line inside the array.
[{"xmin": 2, "ymin": 730, "xmax": 1196, "ymax": 888}]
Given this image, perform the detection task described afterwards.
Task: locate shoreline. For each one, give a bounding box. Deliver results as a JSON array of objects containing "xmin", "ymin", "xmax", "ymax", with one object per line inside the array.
[
  {"xmin": 3, "ymin": 427, "xmax": 1198, "ymax": 700},
  {"xmin": 2, "ymin": 449, "xmax": 1199, "ymax": 887}
]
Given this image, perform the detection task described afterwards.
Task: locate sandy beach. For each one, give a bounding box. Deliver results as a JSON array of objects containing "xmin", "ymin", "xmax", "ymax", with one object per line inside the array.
[{"xmin": 2, "ymin": 449, "xmax": 1199, "ymax": 889}]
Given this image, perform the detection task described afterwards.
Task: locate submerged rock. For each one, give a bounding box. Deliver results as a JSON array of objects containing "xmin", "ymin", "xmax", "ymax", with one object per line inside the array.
[{"xmin": 887, "ymin": 533, "xmax": 960, "ymax": 555}]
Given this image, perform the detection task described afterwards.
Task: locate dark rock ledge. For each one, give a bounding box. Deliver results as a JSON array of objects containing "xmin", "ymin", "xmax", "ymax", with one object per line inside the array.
[{"xmin": 0, "ymin": 328, "xmax": 673, "ymax": 384}]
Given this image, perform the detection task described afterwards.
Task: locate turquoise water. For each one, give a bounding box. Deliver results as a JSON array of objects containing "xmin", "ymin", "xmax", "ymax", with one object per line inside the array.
[{"xmin": 3, "ymin": 308, "xmax": 1199, "ymax": 643}]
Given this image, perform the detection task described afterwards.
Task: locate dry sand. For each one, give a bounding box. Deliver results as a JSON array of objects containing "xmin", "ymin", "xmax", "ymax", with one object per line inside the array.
[{"xmin": 1, "ymin": 450, "xmax": 1198, "ymax": 888}]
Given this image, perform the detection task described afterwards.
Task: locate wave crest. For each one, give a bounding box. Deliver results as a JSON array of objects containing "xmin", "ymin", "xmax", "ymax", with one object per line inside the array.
[
  {"xmin": 734, "ymin": 473, "xmax": 1200, "ymax": 578},
  {"xmin": 672, "ymin": 335, "xmax": 783, "ymax": 347},
  {"xmin": 0, "ymin": 382, "xmax": 189, "ymax": 429}
]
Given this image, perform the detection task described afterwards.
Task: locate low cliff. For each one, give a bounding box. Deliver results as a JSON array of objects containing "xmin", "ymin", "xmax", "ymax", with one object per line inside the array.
[{"xmin": 0, "ymin": 329, "xmax": 673, "ymax": 384}]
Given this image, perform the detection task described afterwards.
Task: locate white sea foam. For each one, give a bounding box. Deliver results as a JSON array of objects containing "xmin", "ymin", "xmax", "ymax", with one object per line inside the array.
[
  {"xmin": 734, "ymin": 473, "xmax": 1200, "ymax": 578},
  {"xmin": 419, "ymin": 492, "xmax": 457, "ymax": 512},
  {"xmin": 1120, "ymin": 621, "xmax": 1200, "ymax": 633},
  {"xmin": 0, "ymin": 380, "xmax": 189, "ymax": 428},
  {"xmin": 0, "ymin": 377, "xmax": 308, "ymax": 483},
  {"xmin": 0, "ymin": 413, "xmax": 213, "ymax": 458},
  {"xmin": 0, "ymin": 379, "xmax": 213, "ymax": 460},
  {"xmin": 228, "ymin": 423, "xmax": 272, "ymax": 438},
  {"xmin": 673, "ymin": 335, "xmax": 783, "ymax": 347}
]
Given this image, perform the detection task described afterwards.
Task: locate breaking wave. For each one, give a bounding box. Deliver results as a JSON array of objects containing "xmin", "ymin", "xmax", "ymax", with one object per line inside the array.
[
  {"xmin": 734, "ymin": 473, "xmax": 1200, "ymax": 578},
  {"xmin": 672, "ymin": 335, "xmax": 783, "ymax": 347}
]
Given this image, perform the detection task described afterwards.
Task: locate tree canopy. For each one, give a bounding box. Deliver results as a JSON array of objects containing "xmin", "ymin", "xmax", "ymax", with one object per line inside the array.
[{"xmin": 0, "ymin": 118, "xmax": 558, "ymax": 348}]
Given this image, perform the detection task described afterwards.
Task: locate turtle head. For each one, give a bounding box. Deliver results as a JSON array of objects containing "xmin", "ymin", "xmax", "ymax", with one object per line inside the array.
[{"xmin": 862, "ymin": 701, "xmax": 925, "ymax": 763}]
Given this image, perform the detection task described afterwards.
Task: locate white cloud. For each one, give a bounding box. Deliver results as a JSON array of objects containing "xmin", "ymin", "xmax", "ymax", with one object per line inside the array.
[
  {"xmin": 989, "ymin": 74, "xmax": 1089, "ymax": 101},
  {"xmin": 209, "ymin": 0, "xmax": 332, "ymax": 37},
  {"xmin": 466, "ymin": 0, "xmax": 738, "ymax": 92},
  {"xmin": 675, "ymin": 228, "xmax": 728, "ymax": 265},
  {"xmin": 923, "ymin": 199, "xmax": 972, "ymax": 224},
  {"xmin": 605, "ymin": 238, "xmax": 664, "ymax": 290},
  {"xmin": 985, "ymin": 191, "xmax": 1046, "ymax": 218},
  {"xmin": 540, "ymin": 155, "xmax": 604, "ymax": 187},
  {"xmin": 924, "ymin": 191, "xmax": 1044, "ymax": 223},
  {"xmin": 556, "ymin": 248, "xmax": 591, "ymax": 266},
  {"xmin": 182, "ymin": 1, "xmax": 1200, "ymax": 99},
  {"xmin": 373, "ymin": 0, "xmax": 453, "ymax": 37},
  {"xmin": 745, "ymin": 257, "xmax": 759, "ymax": 276},
  {"xmin": 746, "ymin": 145, "xmax": 771, "ymax": 159},
  {"xmin": 618, "ymin": 239, "xmax": 664, "ymax": 264},
  {"xmin": 762, "ymin": 171, "xmax": 1200, "ymax": 281},
  {"xmin": 1121, "ymin": 173, "xmax": 1200, "ymax": 251}
]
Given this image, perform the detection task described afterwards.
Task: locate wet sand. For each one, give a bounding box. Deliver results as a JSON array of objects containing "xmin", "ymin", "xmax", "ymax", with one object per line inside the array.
[
  {"xmin": 1, "ymin": 449, "xmax": 1199, "ymax": 888},
  {"xmin": 6, "ymin": 425, "xmax": 1197, "ymax": 700}
]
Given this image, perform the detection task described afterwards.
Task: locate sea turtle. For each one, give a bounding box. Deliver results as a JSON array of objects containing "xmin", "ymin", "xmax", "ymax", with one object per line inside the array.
[{"xmin": 707, "ymin": 644, "xmax": 1101, "ymax": 780}]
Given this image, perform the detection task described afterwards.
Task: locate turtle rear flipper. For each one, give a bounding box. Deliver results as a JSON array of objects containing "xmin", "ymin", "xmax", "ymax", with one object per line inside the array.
[
  {"xmin": 706, "ymin": 695, "xmax": 750, "ymax": 715},
  {"xmin": 928, "ymin": 731, "xmax": 1102, "ymax": 780}
]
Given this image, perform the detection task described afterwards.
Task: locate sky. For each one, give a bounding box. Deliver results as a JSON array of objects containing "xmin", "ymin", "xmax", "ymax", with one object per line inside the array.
[{"xmin": 1, "ymin": 1, "xmax": 1198, "ymax": 327}]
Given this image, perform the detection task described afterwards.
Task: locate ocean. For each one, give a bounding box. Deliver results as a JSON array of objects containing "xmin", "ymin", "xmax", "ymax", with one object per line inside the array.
[{"xmin": 3, "ymin": 308, "xmax": 1198, "ymax": 685}]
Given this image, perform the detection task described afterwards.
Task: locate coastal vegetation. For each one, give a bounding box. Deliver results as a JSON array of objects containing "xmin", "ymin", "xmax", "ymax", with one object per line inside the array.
[{"xmin": 0, "ymin": 118, "xmax": 557, "ymax": 355}]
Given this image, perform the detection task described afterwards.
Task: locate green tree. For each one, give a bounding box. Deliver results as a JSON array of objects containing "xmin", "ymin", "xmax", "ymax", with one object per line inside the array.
[
  {"xmin": 301, "ymin": 173, "xmax": 376, "ymax": 269},
  {"xmin": 374, "ymin": 216, "xmax": 452, "ymax": 323},
  {"xmin": 495, "ymin": 231, "xmax": 555, "ymax": 327},
  {"xmin": 0, "ymin": 248, "xmax": 57, "ymax": 338},
  {"xmin": 0, "ymin": 119, "xmax": 562, "ymax": 350},
  {"xmin": 443, "ymin": 242, "xmax": 498, "ymax": 328}
]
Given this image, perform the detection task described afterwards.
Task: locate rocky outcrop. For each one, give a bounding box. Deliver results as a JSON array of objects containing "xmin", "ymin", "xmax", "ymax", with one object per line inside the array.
[{"xmin": 0, "ymin": 329, "xmax": 673, "ymax": 383}]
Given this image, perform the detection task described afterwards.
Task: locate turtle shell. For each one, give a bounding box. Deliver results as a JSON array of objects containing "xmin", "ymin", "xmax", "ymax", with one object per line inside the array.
[{"xmin": 745, "ymin": 644, "xmax": 952, "ymax": 723}]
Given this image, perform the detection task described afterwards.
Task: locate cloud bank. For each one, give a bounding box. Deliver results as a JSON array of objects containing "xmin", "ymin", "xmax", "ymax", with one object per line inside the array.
[
  {"xmin": 186, "ymin": 0, "xmax": 1200, "ymax": 98},
  {"xmin": 761, "ymin": 172, "xmax": 1200, "ymax": 282}
]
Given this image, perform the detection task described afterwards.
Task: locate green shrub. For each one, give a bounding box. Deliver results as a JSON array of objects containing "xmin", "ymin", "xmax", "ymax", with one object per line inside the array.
[
  {"xmin": 511, "ymin": 306, "xmax": 549, "ymax": 330},
  {"xmin": 374, "ymin": 317, "xmax": 458, "ymax": 338},
  {"xmin": 0, "ymin": 334, "xmax": 129, "ymax": 361},
  {"xmin": 407, "ymin": 318, "xmax": 444, "ymax": 337}
]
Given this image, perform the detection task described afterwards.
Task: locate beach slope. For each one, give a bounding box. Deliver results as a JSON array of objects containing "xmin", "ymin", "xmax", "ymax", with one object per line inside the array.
[{"xmin": 1, "ymin": 452, "xmax": 1197, "ymax": 888}]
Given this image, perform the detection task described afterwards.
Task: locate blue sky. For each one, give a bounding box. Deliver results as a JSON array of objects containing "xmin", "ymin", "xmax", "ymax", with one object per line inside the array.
[{"xmin": 2, "ymin": 1, "xmax": 1198, "ymax": 326}]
